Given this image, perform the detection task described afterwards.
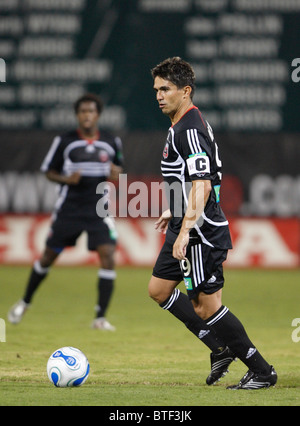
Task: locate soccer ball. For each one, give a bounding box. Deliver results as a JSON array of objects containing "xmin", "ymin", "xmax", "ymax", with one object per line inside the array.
[{"xmin": 47, "ymin": 346, "xmax": 90, "ymax": 387}]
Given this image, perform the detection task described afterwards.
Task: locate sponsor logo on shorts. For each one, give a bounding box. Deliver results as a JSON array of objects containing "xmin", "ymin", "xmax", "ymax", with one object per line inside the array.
[{"xmin": 183, "ymin": 277, "xmax": 193, "ymax": 290}]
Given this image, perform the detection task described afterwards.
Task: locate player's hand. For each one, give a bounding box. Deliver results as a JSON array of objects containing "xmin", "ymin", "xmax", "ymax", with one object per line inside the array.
[
  {"xmin": 172, "ymin": 232, "xmax": 189, "ymax": 260},
  {"xmin": 66, "ymin": 171, "xmax": 81, "ymax": 185},
  {"xmin": 109, "ymin": 163, "xmax": 122, "ymax": 180},
  {"xmin": 155, "ymin": 209, "xmax": 172, "ymax": 234}
]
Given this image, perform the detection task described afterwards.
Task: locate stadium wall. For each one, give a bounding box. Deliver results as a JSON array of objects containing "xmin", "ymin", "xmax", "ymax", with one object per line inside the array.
[{"xmin": 0, "ymin": 214, "xmax": 299, "ymax": 268}]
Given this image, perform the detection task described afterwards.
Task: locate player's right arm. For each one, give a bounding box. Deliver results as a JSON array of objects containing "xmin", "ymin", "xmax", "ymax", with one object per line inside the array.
[
  {"xmin": 41, "ymin": 135, "xmax": 81, "ymax": 186},
  {"xmin": 154, "ymin": 209, "xmax": 172, "ymax": 234}
]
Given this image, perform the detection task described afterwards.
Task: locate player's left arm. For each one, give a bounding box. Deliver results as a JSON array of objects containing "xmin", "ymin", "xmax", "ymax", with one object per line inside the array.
[
  {"xmin": 109, "ymin": 136, "xmax": 123, "ymax": 180},
  {"xmin": 172, "ymin": 179, "xmax": 211, "ymax": 260},
  {"xmin": 172, "ymin": 128, "xmax": 212, "ymax": 260},
  {"xmin": 108, "ymin": 163, "xmax": 123, "ymax": 180}
]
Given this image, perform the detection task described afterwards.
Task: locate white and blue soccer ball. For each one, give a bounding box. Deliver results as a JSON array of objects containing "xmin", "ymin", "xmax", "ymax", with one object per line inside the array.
[{"xmin": 47, "ymin": 347, "xmax": 90, "ymax": 387}]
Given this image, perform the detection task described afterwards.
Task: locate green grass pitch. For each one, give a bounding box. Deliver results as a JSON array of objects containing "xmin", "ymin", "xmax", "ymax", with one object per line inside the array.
[{"xmin": 0, "ymin": 265, "xmax": 299, "ymax": 406}]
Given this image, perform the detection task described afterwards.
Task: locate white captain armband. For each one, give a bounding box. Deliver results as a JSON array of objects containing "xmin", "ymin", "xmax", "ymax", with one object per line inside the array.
[{"xmin": 186, "ymin": 153, "xmax": 210, "ymax": 177}]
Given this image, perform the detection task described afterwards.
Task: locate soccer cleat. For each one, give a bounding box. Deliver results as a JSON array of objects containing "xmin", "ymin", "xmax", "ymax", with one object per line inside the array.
[
  {"xmin": 227, "ymin": 366, "xmax": 277, "ymax": 390},
  {"xmin": 206, "ymin": 346, "xmax": 236, "ymax": 385},
  {"xmin": 8, "ymin": 300, "xmax": 29, "ymax": 324},
  {"xmin": 91, "ymin": 317, "xmax": 116, "ymax": 331}
]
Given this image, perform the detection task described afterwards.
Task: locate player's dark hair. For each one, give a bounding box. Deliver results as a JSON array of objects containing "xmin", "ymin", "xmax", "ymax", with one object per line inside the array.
[
  {"xmin": 74, "ymin": 93, "xmax": 104, "ymax": 114},
  {"xmin": 151, "ymin": 57, "xmax": 195, "ymax": 99}
]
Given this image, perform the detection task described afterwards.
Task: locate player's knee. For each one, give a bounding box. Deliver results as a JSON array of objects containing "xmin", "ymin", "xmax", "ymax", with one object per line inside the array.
[
  {"xmin": 148, "ymin": 276, "xmax": 178, "ymax": 305},
  {"xmin": 148, "ymin": 282, "xmax": 166, "ymax": 305},
  {"xmin": 97, "ymin": 245, "xmax": 115, "ymax": 270},
  {"xmin": 148, "ymin": 284, "xmax": 160, "ymax": 303},
  {"xmin": 101, "ymin": 256, "xmax": 114, "ymax": 270},
  {"xmin": 192, "ymin": 302, "xmax": 210, "ymax": 321},
  {"xmin": 192, "ymin": 291, "xmax": 222, "ymax": 321},
  {"xmin": 40, "ymin": 247, "xmax": 60, "ymax": 267}
]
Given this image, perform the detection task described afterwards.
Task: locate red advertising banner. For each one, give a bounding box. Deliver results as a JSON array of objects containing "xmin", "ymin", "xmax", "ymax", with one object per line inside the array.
[
  {"xmin": 0, "ymin": 215, "xmax": 299, "ymax": 268},
  {"xmin": 227, "ymin": 217, "xmax": 300, "ymax": 268}
]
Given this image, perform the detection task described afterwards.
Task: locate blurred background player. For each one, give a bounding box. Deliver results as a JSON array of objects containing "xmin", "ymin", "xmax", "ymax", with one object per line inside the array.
[{"xmin": 8, "ymin": 93, "xmax": 123, "ymax": 331}]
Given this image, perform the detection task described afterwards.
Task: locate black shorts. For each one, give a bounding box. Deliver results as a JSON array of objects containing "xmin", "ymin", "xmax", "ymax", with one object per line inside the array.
[
  {"xmin": 46, "ymin": 213, "xmax": 117, "ymax": 252},
  {"xmin": 152, "ymin": 229, "xmax": 228, "ymax": 299}
]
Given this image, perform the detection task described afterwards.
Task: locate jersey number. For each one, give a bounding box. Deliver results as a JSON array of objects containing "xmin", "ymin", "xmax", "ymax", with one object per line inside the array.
[{"xmin": 180, "ymin": 259, "xmax": 191, "ymax": 276}]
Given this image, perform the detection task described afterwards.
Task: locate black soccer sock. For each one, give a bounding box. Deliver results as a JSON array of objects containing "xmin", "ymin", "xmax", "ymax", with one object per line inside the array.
[
  {"xmin": 96, "ymin": 269, "xmax": 116, "ymax": 318},
  {"xmin": 160, "ymin": 289, "xmax": 225, "ymax": 353},
  {"xmin": 206, "ymin": 306, "xmax": 271, "ymax": 374},
  {"xmin": 23, "ymin": 260, "xmax": 50, "ymax": 304}
]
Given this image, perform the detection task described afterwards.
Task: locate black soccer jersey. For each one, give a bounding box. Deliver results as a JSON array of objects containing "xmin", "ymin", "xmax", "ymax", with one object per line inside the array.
[
  {"xmin": 161, "ymin": 106, "xmax": 232, "ymax": 250},
  {"xmin": 41, "ymin": 129, "xmax": 123, "ymax": 217}
]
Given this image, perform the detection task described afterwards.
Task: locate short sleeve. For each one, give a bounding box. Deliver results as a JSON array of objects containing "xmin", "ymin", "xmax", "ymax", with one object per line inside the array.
[
  {"xmin": 40, "ymin": 136, "xmax": 64, "ymax": 173},
  {"xmin": 176, "ymin": 129, "xmax": 211, "ymax": 180}
]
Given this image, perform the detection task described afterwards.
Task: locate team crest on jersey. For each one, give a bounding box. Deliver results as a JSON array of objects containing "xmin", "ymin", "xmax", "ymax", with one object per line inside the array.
[
  {"xmin": 99, "ymin": 150, "xmax": 109, "ymax": 162},
  {"xmin": 163, "ymin": 142, "xmax": 169, "ymax": 159}
]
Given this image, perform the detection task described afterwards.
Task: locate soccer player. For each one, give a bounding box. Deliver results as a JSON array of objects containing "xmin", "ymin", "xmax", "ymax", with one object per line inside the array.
[
  {"xmin": 8, "ymin": 93, "xmax": 123, "ymax": 331},
  {"xmin": 149, "ymin": 57, "xmax": 277, "ymax": 389}
]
